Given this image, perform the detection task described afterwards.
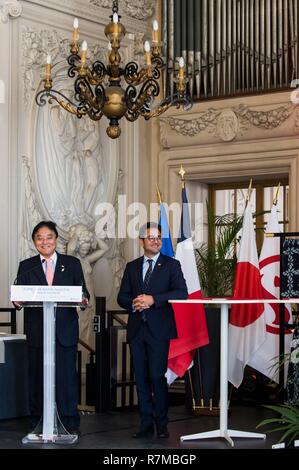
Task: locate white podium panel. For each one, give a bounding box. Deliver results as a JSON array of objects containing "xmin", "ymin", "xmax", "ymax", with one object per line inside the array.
[
  {"xmin": 11, "ymin": 285, "xmax": 82, "ymax": 303},
  {"xmin": 10, "ymin": 285, "xmax": 83, "ymax": 445}
]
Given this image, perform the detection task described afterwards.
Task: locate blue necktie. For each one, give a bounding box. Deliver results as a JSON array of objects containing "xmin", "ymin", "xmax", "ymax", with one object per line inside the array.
[
  {"xmin": 143, "ymin": 259, "xmax": 153, "ymax": 292},
  {"xmin": 142, "ymin": 259, "xmax": 153, "ymax": 321}
]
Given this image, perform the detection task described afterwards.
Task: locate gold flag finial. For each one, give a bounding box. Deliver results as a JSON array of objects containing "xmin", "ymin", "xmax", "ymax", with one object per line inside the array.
[
  {"xmin": 273, "ymin": 182, "xmax": 281, "ymax": 206},
  {"xmin": 156, "ymin": 184, "xmax": 162, "ymax": 204},
  {"xmin": 179, "ymin": 165, "xmax": 186, "ymax": 188}
]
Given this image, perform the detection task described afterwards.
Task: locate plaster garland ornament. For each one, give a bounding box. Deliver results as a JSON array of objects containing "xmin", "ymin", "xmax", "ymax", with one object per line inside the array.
[
  {"xmin": 160, "ymin": 108, "xmax": 221, "ymax": 137},
  {"xmin": 0, "ymin": 0, "xmax": 22, "ymax": 23},
  {"xmin": 89, "ymin": 0, "xmax": 155, "ymax": 20},
  {"xmin": 160, "ymin": 103, "xmax": 296, "ymax": 143}
]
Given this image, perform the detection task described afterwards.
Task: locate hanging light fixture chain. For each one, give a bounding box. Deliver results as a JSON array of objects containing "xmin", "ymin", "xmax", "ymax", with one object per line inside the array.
[{"xmin": 112, "ymin": 1, "xmax": 118, "ymax": 15}]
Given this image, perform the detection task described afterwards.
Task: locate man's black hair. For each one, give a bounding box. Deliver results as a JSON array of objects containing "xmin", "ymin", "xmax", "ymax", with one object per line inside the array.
[
  {"xmin": 139, "ymin": 222, "xmax": 162, "ymax": 239},
  {"xmin": 32, "ymin": 221, "xmax": 58, "ymax": 240}
]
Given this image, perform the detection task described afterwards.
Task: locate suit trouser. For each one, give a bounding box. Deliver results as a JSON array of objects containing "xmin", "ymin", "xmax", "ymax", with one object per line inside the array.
[
  {"xmin": 130, "ymin": 322, "xmax": 170, "ymax": 429},
  {"xmin": 28, "ymin": 341, "xmax": 79, "ymax": 430}
]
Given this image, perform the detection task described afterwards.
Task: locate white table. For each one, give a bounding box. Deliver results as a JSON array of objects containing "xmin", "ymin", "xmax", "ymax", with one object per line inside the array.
[{"xmin": 170, "ymin": 298, "xmax": 298, "ymax": 447}]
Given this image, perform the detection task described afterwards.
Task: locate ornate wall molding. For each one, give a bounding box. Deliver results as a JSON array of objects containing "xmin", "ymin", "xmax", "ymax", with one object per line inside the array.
[
  {"xmin": 89, "ymin": 0, "xmax": 155, "ymax": 20},
  {"xmin": 160, "ymin": 103, "xmax": 297, "ymax": 144},
  {"xmin": 0, "ymin": 0, "xmax": 22, "ymax": 23},
  {"xmin": 20, "ymin": 156, "xmax": 43, "ymax": 259},
  {"xmin": 111, "ymin": 168, "xmax": 126, "ymax": 290}
]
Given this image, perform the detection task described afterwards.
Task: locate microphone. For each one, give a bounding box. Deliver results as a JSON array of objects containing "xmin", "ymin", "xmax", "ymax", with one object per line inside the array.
[{"xmin": 13, "ymin": 258, "xmax": 46, "ymax": 285}]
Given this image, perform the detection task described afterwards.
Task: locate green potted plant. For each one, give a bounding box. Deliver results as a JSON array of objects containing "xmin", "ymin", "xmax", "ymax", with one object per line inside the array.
[
  {"xmin": 256, "ymin": 403, "xmax": 299, "ymax": 446},
  {"xmin": 256, "ymin": 331, "xmax": 299, "ymax": 446},
  {"xmin": 195, "ymin": 202, "xmax": 243, "ymax": 297}
]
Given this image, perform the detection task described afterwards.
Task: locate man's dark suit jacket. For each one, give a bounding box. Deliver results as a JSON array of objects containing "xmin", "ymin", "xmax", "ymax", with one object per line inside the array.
[
  {"xmin": 117, "ymin": 253, "xmax": 188, "ymax": 342},
  {"xmin": 16, "ymin": 253, "xmax": 89, "ymax": 347}
]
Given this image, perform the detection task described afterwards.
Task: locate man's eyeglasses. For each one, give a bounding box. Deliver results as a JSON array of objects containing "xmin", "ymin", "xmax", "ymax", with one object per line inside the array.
[{"xmin": 145, "ymin": 236, "xmax": 162, "ymax": 242}]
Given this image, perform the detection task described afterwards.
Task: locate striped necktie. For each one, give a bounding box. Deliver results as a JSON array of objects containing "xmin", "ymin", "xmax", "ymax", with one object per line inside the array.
[{"xmin": 143, "ymin": 259, "xmax": 153, "ymax": 292}]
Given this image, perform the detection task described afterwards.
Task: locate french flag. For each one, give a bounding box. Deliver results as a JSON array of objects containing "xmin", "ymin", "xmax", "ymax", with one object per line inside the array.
[{"xmin": 166, "ymin": 186, "xmax": 209, "ymax": 384}]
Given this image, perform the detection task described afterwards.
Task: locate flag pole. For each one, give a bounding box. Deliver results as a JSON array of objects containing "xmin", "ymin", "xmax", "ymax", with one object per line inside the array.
[
  {"xmin": 272, "ymin": 182, "xmax": 280, "ymax": 206},
  {"xmin": 178, "ymin": 165, "xmax": 186, "ymax": 189},
  {"xmin": 156, "ymin": 183, "xmax": 162, "ymax": 204},
  {"xmin": 246, "ymin": 178, "xmax": 253, "ymax": 205}
]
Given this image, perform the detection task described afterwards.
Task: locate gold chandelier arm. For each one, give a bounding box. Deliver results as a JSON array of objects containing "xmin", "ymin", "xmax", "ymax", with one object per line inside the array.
[
  {"xmin": 54, "ymin": 96, "xmax": 84, "ymax": 116},
  {"xmin": 36, "ymin": 89, "xmax": 86, "ymax": 117},
  {"xmin": 125, "ymin": 80, "xmax": 159, "ymax": 121},
  {"xmin": 80, "ymin": 68, "xmax": 106, "ymax": 86},
  {"xmin": 142, "ymin": 94, "xmax": 193, "ymax": 120},
  {"xmin": 124, "ymin": 61, "xmax": 161, "ymax": 86},
  {"xmin": 141, "ymin": 101, "xmax": 173, "ymax": 120}
]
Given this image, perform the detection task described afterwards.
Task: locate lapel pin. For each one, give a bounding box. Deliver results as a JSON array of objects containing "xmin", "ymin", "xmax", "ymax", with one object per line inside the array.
[
  {"xmin": 61, "ymin": 265, "xmax": 65, "ymax": 272},
  {"xmin": 157, "ymin": 263, "xmax": 162, "ymax": 267}
]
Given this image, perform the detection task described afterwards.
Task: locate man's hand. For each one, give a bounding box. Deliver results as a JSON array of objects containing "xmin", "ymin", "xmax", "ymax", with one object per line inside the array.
[
  {"xmin": 79, "ymin": 297, "xmax": 89, "ymax": 310},
  {"xmin": 133, "ymin": 294, "xmax": 154, "ymax": 312},
  {"xmin": 81, "ymin": 297, "xmax": 89, "ymax": 306},
  {"xmin": 12, "ymin": 301, "xmax": 23, "ymax": 311}
]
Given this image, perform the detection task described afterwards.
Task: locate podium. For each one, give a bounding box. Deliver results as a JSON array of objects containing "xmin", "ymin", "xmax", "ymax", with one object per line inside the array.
[
  {"xmin": 170, "ymin": 298, "xmax": 299, "ymax": 447},
  {"xmin": 11, "ymin": 285, "xmax": 82, "ymax": 445}
]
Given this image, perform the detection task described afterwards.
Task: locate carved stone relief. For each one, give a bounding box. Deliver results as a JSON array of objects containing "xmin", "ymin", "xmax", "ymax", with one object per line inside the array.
[
  {"xmin": 20, "ymin": 26, "xmax": 118, "ymax": 253},
  {"xmin": 216, "ymin": 109, "xmax": 239, "ymax": 142},
  {"xmin": 160, "ymin": 103, "xmax": 296, "ymax": 144},
  {"xmin": 20, "ymin": 156, "xmax": 44, "ymax": 260},
  {"xmin": 0, "ymin": 0, "xmax": 22, "ymax": 23},
  {"xmin": 89, "ymin": 0, "xmax": 155, "ymax": 20}
]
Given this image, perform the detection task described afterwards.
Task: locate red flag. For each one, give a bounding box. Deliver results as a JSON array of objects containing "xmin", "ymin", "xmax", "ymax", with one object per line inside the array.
[
  {"xmin": 228, "ymin": 204, "xmax": 266, "ymax": 388},
  {"xmin": 166, "ymin": 188, "xmax": 209, "ymax": 384}
]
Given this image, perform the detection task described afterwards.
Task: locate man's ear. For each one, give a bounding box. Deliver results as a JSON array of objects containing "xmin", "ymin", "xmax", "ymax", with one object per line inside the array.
[{"xmin": 139, "ymin": 238, "xmax": 144, "ymax": 249}]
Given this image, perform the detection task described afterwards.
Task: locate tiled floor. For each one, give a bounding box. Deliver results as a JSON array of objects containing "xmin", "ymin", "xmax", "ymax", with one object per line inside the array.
[{"xmin": 0, "ymin": 404, "xmax": 287, "ymax": 450}]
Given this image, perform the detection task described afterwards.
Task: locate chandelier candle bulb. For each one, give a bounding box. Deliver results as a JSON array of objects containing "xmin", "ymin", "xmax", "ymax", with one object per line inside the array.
[
  {"xmin": 178, "ymin": 57, "xmax": 185, "ymax": 79},
  {"xmin": 80, "ymin": 40, "xmax": 87, "ymax": 64},
  {"xmin": 144, "ymin": 41, "xmax": 151, "ymax": 66},
  {"xmin": 72, "ymin": 18, "xmax": 79, "ymax": 41},
  {"xmin": 152, "ymin": 20, "xmax": 159, "ymax": 43},
  {"xmin": 45, "ymin": 54, "xmax": 52, "ymax": 78}
]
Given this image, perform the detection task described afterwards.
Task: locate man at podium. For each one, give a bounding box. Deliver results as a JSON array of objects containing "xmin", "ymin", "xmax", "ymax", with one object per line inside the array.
[{"xmin": 13, "ymin": 220, "xmax": 89, "ymax": 435}]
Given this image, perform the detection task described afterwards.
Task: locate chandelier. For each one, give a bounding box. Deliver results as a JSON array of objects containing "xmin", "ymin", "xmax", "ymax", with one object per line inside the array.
[{"xmin": 35, "ymin": 0, "xmax": 192, "ymax": 139}]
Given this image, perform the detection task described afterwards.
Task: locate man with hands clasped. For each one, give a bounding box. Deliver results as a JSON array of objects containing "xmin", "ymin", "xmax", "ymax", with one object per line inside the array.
[{"xmin": 117, "ymin": 222, "xmax": 187, "ymax": 439}]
